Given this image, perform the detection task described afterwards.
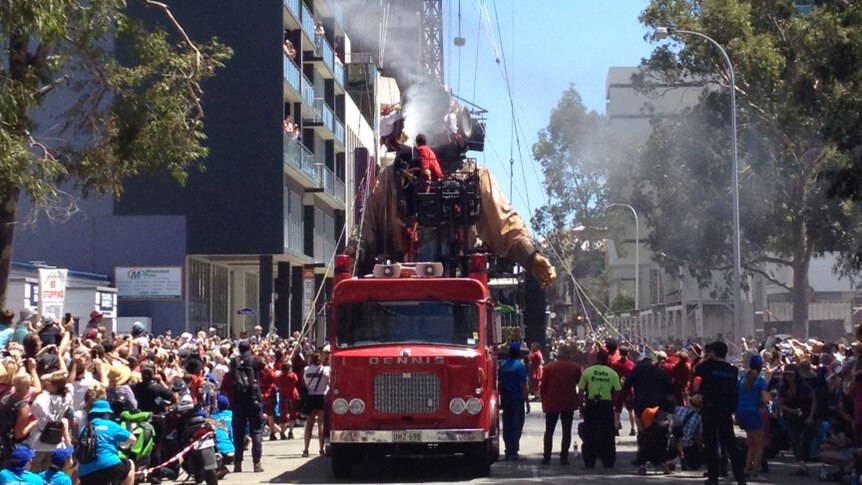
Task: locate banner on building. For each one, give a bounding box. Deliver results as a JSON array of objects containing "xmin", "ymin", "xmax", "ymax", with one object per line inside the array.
[
  {"xmin": 115, "ymin": 267, "xmax": 183, "ymax": 300},
  {"xmin": 38, "ymin": 268, "xmax": 68, "ymax": 319},
  {"xmin": 303, "ymin": 266, "xmax": 316, "ymax": 321}
]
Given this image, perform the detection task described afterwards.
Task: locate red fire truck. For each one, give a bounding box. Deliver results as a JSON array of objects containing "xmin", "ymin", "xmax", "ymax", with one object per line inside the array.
[{"xmin": 327, "ymin": 255, "xmax": 502, "ymax": 478}]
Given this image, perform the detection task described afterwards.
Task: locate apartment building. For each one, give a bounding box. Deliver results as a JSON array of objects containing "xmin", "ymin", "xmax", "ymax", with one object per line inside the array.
[{"xmin": 13, "ymin": 1, "xmax": 378, "ymax": 337}]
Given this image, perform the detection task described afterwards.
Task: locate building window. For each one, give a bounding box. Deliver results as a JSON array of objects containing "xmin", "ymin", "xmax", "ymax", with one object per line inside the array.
[
  {"xmin": 649, "ymin": 268, "xmax": 664, "ymax": 306},
  {"xmin": 324, "ymin": 212, "xmax": 335, "ymax": 262},
  {"xmin": 285, "ymin": 187, "xmax": 303, "ymax": 254},
  {"xmin": 188, "ymin": 258, "xmax": 211, "ymax": 327},
  {"xmin": 314, "ymin": 207, "xmax": 324, "ymax": 260},
  {"xmin": 212, "ymin": 265, "xmax": 228, "ymax": 328},
  {"xmin": 188, "ymin": 258, "xmax": 229, "ymax": 331}
]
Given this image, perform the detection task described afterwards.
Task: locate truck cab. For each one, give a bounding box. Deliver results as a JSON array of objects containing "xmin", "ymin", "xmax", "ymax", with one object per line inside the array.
[{"xmin": 327, "ymin": 258, "xmax": 502, "ymax": 478}]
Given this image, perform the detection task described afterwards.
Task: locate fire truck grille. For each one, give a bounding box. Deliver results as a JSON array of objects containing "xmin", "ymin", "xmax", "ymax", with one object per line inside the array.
[{"xmin": 374, "ymin": 373, "xmax": 440, "ymax": 414}]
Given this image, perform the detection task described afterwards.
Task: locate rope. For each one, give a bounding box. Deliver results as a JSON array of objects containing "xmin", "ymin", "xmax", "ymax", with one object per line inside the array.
[{"xmin": 136, "ymin": 431, "xmax": 214, "ymax": 480}]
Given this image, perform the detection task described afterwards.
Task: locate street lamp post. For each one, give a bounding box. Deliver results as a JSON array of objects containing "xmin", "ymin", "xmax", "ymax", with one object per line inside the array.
[
  {"xmin": 654, "ymin": 26, "xmax": 743, "ymax": 341},
  {"xmin": 609, "ymin": 203, "xmax": 639, "ymax": 318}
]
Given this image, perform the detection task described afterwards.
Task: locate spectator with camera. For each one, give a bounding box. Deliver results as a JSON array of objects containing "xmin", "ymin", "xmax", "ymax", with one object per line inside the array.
[{"xmin": 27, "ymin": 371, "xmax": 71, "ymax": 472}]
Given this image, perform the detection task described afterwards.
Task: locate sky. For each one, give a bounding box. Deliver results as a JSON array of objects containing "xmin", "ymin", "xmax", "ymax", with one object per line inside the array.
[{"xmin": 439, "ymin": 0, "xmax": 654, "ymax": 225}]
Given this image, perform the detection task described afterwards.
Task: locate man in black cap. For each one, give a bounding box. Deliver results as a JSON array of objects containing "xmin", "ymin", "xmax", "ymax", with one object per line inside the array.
[{"xmin": 694, "ymin": 341, "xmax": 745, "ymax": 485}]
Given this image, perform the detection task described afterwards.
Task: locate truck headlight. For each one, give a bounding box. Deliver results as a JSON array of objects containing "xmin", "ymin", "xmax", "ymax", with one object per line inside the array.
[
  {"xmin": 332, "ymin": 398, "xmax": 348, "ymax": 415},
  {"xmin": 348, "ymin": 398, "xmax": 365, "ymax": 415},
  {"xmin": 466, "ymin": 397, "xmax": 483, "ymax": 415},
  {"xmin": 449, "ymin": 398, "xmax": 466, "ymax": 415}
]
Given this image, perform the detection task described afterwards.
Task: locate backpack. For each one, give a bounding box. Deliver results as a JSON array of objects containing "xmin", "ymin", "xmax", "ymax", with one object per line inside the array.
[
  {"xmin": 0, "ymin": 396, "xmax": 27, "ymax": 463},
  {"xmin": 233, "ymin": 357, "xmax": 257, "ymax": 396},
  {"xmin": 75, "ymin": 421, "xmax": 99, "ymax": 464}
]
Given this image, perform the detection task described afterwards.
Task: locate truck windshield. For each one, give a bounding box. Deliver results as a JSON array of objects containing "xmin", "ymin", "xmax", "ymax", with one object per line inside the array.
[{"xmin": 335, "ymin": 301, "xmax": 480, "ymax": 348}]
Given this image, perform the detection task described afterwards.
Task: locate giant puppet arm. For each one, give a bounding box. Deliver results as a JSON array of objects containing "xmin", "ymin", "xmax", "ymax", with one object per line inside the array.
[{"xmin": 474, "ymin": 167, "xmax": 556, "ymax": 289}]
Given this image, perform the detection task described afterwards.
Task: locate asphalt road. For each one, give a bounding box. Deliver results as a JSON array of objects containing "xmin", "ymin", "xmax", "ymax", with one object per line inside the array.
[{"xmin": 220, "ymin": 411, "xmax": 822, "ymax": 485}]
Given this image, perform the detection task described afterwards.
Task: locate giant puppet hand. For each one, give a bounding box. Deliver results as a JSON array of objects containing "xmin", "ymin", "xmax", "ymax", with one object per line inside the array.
[{"xmin": 530, "ymin": 254, "xmax": 557, "ymax": 289}]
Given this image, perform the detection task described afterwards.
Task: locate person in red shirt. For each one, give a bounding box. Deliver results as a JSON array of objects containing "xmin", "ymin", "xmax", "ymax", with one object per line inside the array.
[
  {"xmin": 258, "ymin": 356, "xmax": 278, "ymax": 441},
  {"xmin": 539, "ymin": 343, "xmax": 583, "ymax": 465},
  {"xmin": 276, "ymin": 360, "xmax": 300, "ymax": 440},
  {"xmin": 612, "ymin": 346, "xmax": 637, "ymax": 436},
  {"xmin": 671, "ymin": 351, "xmax": 692, "ymax": 406},
  {"xmin": 401, "ymin": 133, "xmax": 445, "ymax": 262},
  {"xmin": 528, "ymin": 342, "xmax": 544, "ymax": 400},
  {"xmin": 414, "ymin": 133, "xmax": 443, "ymax": 181}
]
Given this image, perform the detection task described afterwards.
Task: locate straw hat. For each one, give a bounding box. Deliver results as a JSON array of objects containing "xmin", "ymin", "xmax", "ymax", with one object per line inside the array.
[{"xmin": 108, "ymin": 364, "xmax": 132, "ymax": 387}]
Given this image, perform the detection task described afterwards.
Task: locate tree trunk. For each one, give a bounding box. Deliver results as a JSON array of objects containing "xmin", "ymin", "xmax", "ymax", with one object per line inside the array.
[
  {"xmin": 0, "ymin": 187, "xmax": 20, "ymax": 309},
  {"xmin": 791, "ymin": 251, "xmax": 812, "ymax": 339}
]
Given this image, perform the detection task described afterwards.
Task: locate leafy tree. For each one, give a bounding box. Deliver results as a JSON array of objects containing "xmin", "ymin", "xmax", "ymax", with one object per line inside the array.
[
  {"xmin": 0, "ymin": 1, "xmax": 232, "ymax": 306},
  {"xmin": 610, "ymin": 291, "xmax": 635, "ymax": 313},
  {"xmin": 532, "ymin": 86, "xmax": 616, "ymax": 307},
  {"xmin": 636, "ymin": 0, "xmax": 862, "ymax": 337}
]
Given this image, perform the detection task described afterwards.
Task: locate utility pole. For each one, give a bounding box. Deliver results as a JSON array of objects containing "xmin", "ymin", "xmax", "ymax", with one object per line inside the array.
[{"xmin": 420, "ymin": 0, "xmax": 444, "ymax": 83}]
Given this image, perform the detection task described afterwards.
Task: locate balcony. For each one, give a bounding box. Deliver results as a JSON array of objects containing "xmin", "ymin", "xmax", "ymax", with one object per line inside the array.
[
  {"xmin": 301, "ymin": 2, "xmax": 315, "ymax": 42},
  {"xmin": 317, "ymin": 36, "xmax": 334, "ymax": 75},
  {"xmin": 333, "ymin": 117, "xmax": 344, "ymax": 146},
  {"xmin": 284, "ymin": 135, "xmax": 319, "ymax": 185},
  {"xmin": 283, "ymin": 56, "xmax": 300, "ymax": 95},
  {"xmin": 314, "ymin": 98, "xmax": 334, "ymax": 134},
  {"xmin": 300, "ymin": 73, "xmax": 315, "ymax": 108},
  {"xmin": 284, "ymin": 0, "xmax": 300, "ymax": 22},
  {"xmin": 335, "ymin": 176, "xmax": 345, "ymax": 203},
  {"xmin": 333, "ymin": 57, "xmax": 344, "ymax": 90},
  {"xmin": 320, "ymin": 166, "xmax": 345, "ymax": 205}
]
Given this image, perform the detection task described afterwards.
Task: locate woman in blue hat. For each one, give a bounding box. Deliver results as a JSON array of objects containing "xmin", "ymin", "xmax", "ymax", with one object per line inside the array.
[
  {"xmin": 77, "ymin": 400, "xmax": 137, "ymax": 485},
  {"xmin": 37, "ymin": 447, "xmax": 73, "ymax": 485}
]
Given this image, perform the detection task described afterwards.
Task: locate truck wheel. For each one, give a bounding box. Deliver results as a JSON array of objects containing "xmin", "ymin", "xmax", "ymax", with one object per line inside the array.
[
  {"xmin": 330, "ymin": 444, "xmax": 353, "ymax": 479},
  {"xmin": 467, "ymin": 442, "xmax": 492, "ymax": 477}
]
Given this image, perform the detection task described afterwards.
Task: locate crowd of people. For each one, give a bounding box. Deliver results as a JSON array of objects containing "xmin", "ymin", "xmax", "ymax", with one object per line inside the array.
[
  {"xmin": 503, "ymin": 328, "xmax": 862, "ymax": 484},
  {"xmin": 0, "ymin": 309, "xmax": 331, "ymax": 485},
  {"xmin": 4, "ymin": 299, "xmax": 861, "ymax": 485}
]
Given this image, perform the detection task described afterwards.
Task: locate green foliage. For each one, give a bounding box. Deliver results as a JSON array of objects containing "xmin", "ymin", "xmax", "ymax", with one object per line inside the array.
[
  {"xmin": 636, "ymin": 0, "xmax": 862, "ymax": 328},
  {"xmin": 636, "ymin": 0, "xmax": 862, "ymax": 332},
  {"xmin": 0, "ymin": 0, "xmax": 232, "ymax": 203},
  {"xmin": 532, "ymin": 86, "xmax": 621, "ymax": 308},
  {"xmin": 609, "ymin": 292, "xmax": 635, "ymax": 313},
  {"xmin": 531, "ymin": 86, "xmax": 610, "ymax": 240}
]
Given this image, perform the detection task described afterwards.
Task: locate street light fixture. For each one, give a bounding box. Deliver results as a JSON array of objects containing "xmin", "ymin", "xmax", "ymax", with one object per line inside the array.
[
  {"xmin": 653, "ymin": 25, "xmax": 743, "ymax": 341},
  {"xmin": 609, "ymin": 203, "xmax": 639, "ymax": 316}
]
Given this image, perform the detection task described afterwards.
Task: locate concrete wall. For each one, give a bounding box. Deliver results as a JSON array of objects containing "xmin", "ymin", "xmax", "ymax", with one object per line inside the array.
[{"xmin": 12, "ymin": 195, "xmax": 187, "ymax": 334}]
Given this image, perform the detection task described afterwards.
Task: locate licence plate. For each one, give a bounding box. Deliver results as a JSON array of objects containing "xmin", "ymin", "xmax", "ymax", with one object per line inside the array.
[
  {"xmin": 392, "ymin": 431, "xmax": 422, "ymax": 443},
  {"xmin": 194, "ymin": 438, "xmax": 215, "ymax": 450}
]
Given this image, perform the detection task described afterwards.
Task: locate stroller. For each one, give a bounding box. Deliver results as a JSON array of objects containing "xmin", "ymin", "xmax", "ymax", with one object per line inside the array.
[{"xmin": 635, "ymin": 407, "xmax": 682, "ymax": 474}]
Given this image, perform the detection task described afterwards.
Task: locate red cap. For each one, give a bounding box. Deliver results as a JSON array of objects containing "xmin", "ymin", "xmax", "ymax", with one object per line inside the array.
[{"xmin": 89, "ymin": 311, "xmax": 103, "ymax": 320}]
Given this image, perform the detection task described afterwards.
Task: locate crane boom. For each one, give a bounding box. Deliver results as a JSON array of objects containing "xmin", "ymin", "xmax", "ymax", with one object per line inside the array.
[{"xmin": 420, "ymin": 0, "xmax": 444, "ymax": 83}]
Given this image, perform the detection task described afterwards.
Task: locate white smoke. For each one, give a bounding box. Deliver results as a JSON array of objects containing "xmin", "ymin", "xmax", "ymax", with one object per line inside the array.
[{"xmin": 401, "ymin": 82, "xmax": 452, "ymax": 145}]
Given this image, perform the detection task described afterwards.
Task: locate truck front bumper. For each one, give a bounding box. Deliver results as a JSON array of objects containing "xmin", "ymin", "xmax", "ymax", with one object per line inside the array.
[{"xmin": 330, "ymin": 429, "xmax": 487, "ymax": 444}]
